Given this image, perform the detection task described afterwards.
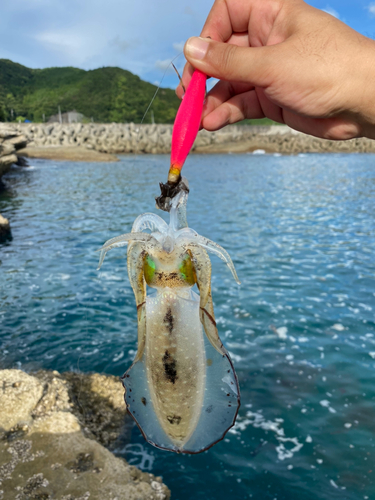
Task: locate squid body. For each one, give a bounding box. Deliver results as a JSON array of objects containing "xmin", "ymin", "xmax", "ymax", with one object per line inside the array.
[{"xmin": 98, "ymin": 188, "xmax": 240, "ymax": 453}]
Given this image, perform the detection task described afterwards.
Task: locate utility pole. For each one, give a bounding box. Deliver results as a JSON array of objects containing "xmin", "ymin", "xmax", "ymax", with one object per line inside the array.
[
  {"xmin": 58, "ymin": 106, "xmax": 62, "ymax": 124},
  {"xmin": 151, "ymin": 110, "xmax": 155, "ymax": 124},
  {"xmin": 42, "ymin": 113, "xmax": 45, "ymax": 123}
]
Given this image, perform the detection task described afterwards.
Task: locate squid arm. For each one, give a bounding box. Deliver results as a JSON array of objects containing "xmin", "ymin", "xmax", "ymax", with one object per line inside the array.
[
  {"xmin": 97, "ymin": 232, "xmax": 158, "ymax": 270},
  {"xmin": 127, "ymin": 241, "xmax": 148, "ymax": 361},
  {"xmin": 185, "ymin": 243, "xmax": 227, "ymax": 355},
  {"xmin": 184, "ymin": 244, "xmax": 211, "ymax": 310},
  {"xmin": 199, "ymin": 291, "xmax": 226, "ymax": 355},
  {"xmin": 194, "ymin": 235, "xmax": 241, "ymax": 285}
]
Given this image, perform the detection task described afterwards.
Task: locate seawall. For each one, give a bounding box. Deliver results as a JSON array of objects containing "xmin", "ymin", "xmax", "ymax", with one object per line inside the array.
[
  {"xmin": 0, "ymin": 126, "xmax": 27, "ymax": 178},
  {"xmin": 6, "ymin": 122, "xmax": 375, "ymax": 155},
  {"xmin": 0, "ymin": 126, "xmax": 28, "ymax": 237}
]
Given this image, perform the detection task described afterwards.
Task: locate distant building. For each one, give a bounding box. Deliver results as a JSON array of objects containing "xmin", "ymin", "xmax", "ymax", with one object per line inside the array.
[{"xmin": 48, "ymin": 110, "xmax": 84, "ymax": 124}]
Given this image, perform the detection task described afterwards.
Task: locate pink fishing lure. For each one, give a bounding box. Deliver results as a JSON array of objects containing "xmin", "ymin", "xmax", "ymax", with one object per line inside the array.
[{"xmin": 168, "ymin": 70, "xmax": 207, "ymax": 183}]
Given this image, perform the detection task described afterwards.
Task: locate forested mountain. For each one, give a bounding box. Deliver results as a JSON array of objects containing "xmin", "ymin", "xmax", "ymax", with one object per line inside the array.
[{"xmin": 0, "ymin": 59, "xmax": 180, "ymax": 123}]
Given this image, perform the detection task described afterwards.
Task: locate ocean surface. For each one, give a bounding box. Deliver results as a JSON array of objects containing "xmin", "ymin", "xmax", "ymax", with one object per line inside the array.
[{"xmin": 1, "ymin": 152, "xmax": 375, "ymax": 500}]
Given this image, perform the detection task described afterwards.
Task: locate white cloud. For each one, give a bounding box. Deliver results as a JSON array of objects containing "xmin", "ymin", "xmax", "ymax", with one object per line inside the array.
[
  {"xmin": 34, "ymin": 30, "xmax": 89, "ymax": 54},
  {"xmin": 0, "ymin": 0, "xmax": 215, "ymax": 87},
  {"xmin": 155, "ymin": 58, "xmax": 173, "ymax": 71},
  {"xmin": 322, "ymin": 6, "xmax": 340, "ymax": 18},
  {"xmin": 368, "ymin": 3, "xmax": 375, "ymax": 15},
  {"xmin": 173, "ymin": 41, "xmax": 185, "ymax": 53}
]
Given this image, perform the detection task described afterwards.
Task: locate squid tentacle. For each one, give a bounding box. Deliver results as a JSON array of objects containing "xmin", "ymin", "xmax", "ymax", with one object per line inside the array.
[
  {"xmin": 178, "ymin": 234, "xmax": 240, "ymax": 285},
  {"xmin": 195, "ymin": 235, "xmax": 241, "ymax": 285},
  {"xmin": 97, "ymin": 232, "xmax": 157, "ymax": 270},
  {"xmin": 175, "ymin": 227, "xmax": 198, "ymax": 240}
]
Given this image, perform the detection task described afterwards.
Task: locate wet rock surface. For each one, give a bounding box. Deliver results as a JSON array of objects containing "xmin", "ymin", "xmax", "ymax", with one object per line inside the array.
[
  {"xmin": 0, "ymin": 214, "xmax": 11, "ymax": 239},
  {"xmin": 0, "ymin": 369, "xmax": 170, "ymax": 500}
]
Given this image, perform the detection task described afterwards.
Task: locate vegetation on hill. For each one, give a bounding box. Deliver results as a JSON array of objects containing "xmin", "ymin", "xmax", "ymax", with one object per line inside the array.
[{"xmin": 0, "ymin": 59, "xmax": 180, "ymax": 124}]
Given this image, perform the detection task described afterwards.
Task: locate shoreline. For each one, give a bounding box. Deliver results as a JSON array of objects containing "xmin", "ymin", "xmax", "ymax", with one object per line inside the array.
[
  {"xmin": 18, "ymin": 146, "xmax": 119, "ymax": 162},
  {"xmin": 2, "ymin": 123, "xmax": 374, "ymax": 161}
]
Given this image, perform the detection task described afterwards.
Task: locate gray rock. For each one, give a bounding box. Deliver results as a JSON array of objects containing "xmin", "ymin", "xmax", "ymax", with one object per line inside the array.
[
  {"xmin": 0, "ymin": 154, "xmax": 18, "ymax": 178},
  {"xmin": 6, "ymin": 135, "xmax": 28, "ymax": 151},
  {"xmin": 0, "ymin": 369, "xmax": 170, "ymax": 500},
  {"xmin": 0, "ymin": 215, "xmax": 11, "ymax": 240},
  {"xmin": 0, "ymin": 142, "xmax": 16, "ymax": 156},
  {"xmin": 0, "ymin": 371, "xmax": 44, "ymax": 431}
]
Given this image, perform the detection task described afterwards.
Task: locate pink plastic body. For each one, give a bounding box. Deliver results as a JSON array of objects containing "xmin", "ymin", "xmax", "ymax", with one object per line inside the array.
[{"xmin": 170, "ymin": 70, "xmax": 207, "ymax": 172}]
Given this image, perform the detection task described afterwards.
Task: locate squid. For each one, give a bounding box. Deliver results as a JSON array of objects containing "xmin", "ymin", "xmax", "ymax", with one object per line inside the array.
[{"xmin": 98, "ymin": 185, "xmax": 241, "ymax": 454}]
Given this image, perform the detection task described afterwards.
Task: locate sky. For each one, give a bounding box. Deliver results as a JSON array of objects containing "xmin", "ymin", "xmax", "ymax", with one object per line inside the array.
[{"xmin": 0, "ymin": 0, "xmax": 374, "ymax": 89}]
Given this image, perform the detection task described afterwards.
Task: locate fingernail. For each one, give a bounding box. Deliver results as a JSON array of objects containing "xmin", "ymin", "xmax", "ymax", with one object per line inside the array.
[{"xmin": 185, "ymin": 37, "xmax": 210, "ymax": 60}]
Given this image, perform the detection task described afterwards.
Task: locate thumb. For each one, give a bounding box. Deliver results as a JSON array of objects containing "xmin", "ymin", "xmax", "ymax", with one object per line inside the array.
[{"xmin": 184, "ymin": 36, "xmax": 275, "ymax": 88}]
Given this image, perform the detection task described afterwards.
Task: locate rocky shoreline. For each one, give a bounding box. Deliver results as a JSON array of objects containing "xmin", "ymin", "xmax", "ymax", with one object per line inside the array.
[
  {"xmin": 0, "ymin": 369, "xmax": 170, "ymax": 500},
  {"xmin": 0, "ymin": 126, "xmax": 29, "ymax": 238},
  {"xmin": 0, "ymin": 127, "xmax": 27, "ymax": 178},
  {"xmin": 6, "ymin": 122, "xmax": 375, "ymax": 157}
]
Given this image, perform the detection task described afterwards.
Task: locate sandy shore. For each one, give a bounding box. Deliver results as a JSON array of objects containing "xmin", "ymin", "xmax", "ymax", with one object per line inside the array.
[{"xmin": 18, "ymin": 146, "xmax": 119, "ymax": 162}]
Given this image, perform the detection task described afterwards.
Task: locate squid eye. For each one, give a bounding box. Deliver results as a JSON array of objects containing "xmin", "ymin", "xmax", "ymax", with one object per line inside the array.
[{"xmin": 144, "ymin": 255, "xmax": 156, "ymax": 284}]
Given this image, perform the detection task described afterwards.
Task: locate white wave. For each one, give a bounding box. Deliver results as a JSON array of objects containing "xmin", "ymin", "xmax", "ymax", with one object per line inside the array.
[
  {"xmin": 112, "ymin": 351, "xmax": 124, "ymax": 362},
  {"xmin": 229, "ymin": 409, "xmax": 304, "ymax": 461},
  {"xmin": 332, "ymin": 323, "xmax": 345, "ymax": 331},
  {"xmin": 275, "ymin": 326, "xmax": 288, "ymax": 339},
  {"xmin": 116, "ymin": 443, "xmax": 154, "ymax": 471}
]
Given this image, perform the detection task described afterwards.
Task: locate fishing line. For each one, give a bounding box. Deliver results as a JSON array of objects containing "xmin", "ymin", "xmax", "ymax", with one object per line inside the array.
[
  {"xmin": 135, "ymin": 53, "xmax": 183, "ymax": 154},
  {"xmin": 139, "ymin": 52, "xmax": 183, "ymax": 126}
]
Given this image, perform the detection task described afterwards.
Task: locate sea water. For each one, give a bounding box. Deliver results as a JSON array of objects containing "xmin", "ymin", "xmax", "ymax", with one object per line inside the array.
[{"xmin": 1, "ymin": 153, "xmax": 375, "ymax": 500}]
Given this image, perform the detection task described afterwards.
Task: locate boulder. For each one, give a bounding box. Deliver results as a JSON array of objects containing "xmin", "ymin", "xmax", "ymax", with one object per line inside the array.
[
  {"xmin": 0, "ymin": 154, "xmax": 18, "ymax": 177},
  {"xmin": 0, "ymin": 369, "xmax": 170, "ymax": 500}
]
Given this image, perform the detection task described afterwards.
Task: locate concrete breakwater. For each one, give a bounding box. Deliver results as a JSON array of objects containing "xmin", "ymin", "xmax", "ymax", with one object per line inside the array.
[
  {"xmin": 0, "ymin": 127, "xmax": 27, "ymax": 178},
  {"xmin": 0, "ymin": 126, "xmax": 28, "ymax": 237},
  {"xmin": 8, "ymin": 122, "xmax": 375, "ymax": 155}
]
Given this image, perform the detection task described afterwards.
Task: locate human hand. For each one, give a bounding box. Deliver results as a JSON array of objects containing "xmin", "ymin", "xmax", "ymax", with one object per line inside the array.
[{"xmin": 177, "ymin": 0, "xmax": 375, "ymax": 140}]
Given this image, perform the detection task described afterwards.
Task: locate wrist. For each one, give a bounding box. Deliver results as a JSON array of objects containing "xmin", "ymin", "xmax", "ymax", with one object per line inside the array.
[{"xmin": 351, "ymin": 37, "xmax": 375, "ymax": 139}]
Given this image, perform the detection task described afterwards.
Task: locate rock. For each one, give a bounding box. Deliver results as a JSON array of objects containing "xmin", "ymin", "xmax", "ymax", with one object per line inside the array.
[
  {"xmin": 0, "ymin": 153, "xmax": 17, "ymax": 178},
  {"xmin": 0, "ymin": 370, "xmax": 44, "ymax": 431},
  {"xmin": 0, "ymin": 142, "xmax": 16, "ymax": 156},
  {"xmin": 0, "ymin": 127, "xmax": 19, "ymax": 139},
  {"xmin": 0, "ymin": 214, "xmax": 11, "ymax": 238},
  {"xmin": 0, "ymin": 369, "xmax": 171, "ymax": 500},
  {"xmin": 6, "ymin": 135, "xmax": 28, "ymax": 151},
  {"xmin": 15, "ymin": 156, "xmax": 29, "ymax": 167}
]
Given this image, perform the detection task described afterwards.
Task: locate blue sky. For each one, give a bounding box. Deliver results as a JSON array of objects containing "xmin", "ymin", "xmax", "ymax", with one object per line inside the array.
[{"xmin": 0, "ymin": 0, "xmax": 374, "ymax": 89}]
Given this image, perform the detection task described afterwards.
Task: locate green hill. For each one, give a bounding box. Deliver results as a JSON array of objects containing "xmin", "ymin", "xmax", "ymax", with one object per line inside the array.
[{"xmin": 0, "ymin": 59, "xmax": 180, "ymax": 123}]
